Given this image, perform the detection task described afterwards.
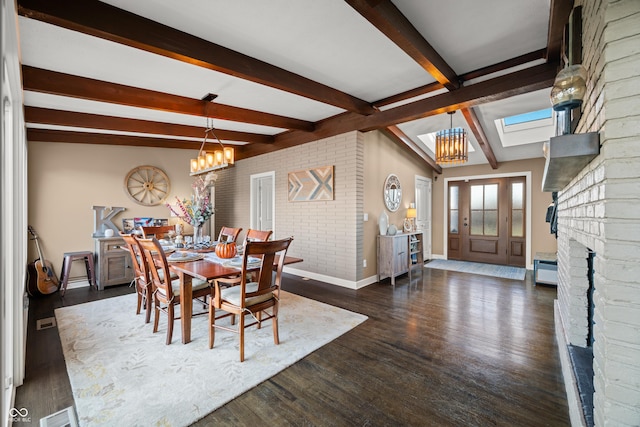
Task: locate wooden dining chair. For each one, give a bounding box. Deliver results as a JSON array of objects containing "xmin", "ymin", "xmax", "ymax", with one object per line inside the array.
[
  {"xmin": 209, "ymin": 237, "xmax": 293, "ymax": 362},
  {"xmin": 140, "ymin": 225, "xmax": 175, "ymax": 239},
  {"xmin": 217, "ymin": 226, "xmax": 242, "ymax": 243},
  {"xmin": 214, "ymin": 229, "xmax": 273, "ymax": 289},
  {"xmin": 120, "ymin": 232, "xmax": 153, "ymax": 323},
  {"xmin": 137, "ymin": 236, "xmax": 212, "ymax": 345},
  {"xmin": 244, "ymin": 229, "xmax": 273, "ymax": 243}
]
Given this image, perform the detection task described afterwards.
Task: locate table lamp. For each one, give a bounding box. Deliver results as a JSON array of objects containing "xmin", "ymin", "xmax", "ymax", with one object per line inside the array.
[{"xmin": 406, "ymin": 203, "xmax": 417, "ymax": 232}]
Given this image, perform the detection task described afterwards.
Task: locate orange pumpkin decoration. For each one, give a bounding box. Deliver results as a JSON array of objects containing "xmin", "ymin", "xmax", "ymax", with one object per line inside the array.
[{"xmin": 215, "ymin": 241, "xmax": 237, "ymax": 259}]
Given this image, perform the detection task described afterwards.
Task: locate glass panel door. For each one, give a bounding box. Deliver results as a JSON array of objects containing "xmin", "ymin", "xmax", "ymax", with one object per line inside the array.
[{"xmin": 470, "ymin": 183, "xmax": 498, "ymax": 236}]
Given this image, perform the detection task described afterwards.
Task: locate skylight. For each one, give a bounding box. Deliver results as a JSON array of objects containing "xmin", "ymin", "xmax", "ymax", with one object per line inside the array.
[
  {"xmin": 503, "ymin": 108, "xmax": 552, "ymax": 126},
  {"xmin": 494, "ymin": 107, "xmax": 555, "ymax": 148}
]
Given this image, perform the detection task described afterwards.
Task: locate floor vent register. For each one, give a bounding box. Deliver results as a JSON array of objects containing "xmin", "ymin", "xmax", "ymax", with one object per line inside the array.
[{"xmin": 40, "ymin": 406, "xmax": 78, "ymax": 427}]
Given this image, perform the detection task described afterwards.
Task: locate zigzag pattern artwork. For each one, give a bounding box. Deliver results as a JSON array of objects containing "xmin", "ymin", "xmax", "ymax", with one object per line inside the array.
[{"xmin": 288, "ymin": 165, "xmax": 334, "ymax": 202}]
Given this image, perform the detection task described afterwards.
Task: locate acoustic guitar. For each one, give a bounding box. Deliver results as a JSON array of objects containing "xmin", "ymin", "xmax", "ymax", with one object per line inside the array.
[{"xmin": 26, "ymin": 226, "xmax": 60, "ymax": 297}]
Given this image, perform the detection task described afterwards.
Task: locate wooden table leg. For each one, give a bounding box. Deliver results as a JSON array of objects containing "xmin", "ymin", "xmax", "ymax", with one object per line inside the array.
[{"xmin": 179, "ymin": 271, "xmax": 193, "ymax": 344}]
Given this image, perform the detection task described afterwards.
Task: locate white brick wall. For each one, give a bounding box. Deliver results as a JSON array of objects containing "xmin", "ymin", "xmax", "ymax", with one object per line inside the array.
[
  {"xmin": 556, "ymin": 1, "xmax": 640, "ymax": 425},
  {"xmin": 213, "ymin": 131, "xmax": 364, "ymax": 284}
]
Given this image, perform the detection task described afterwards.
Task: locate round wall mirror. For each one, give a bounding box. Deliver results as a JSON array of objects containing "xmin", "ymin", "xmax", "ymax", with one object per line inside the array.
[{"xmin": 383, "ymin": 174, "xmax": 402, "ymax": 212}]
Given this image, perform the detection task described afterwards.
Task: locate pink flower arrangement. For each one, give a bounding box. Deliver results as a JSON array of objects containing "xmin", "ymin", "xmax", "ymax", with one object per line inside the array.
[{"xmin": 166, "ymin": 174, "xmax": 216, "ymax": 226}]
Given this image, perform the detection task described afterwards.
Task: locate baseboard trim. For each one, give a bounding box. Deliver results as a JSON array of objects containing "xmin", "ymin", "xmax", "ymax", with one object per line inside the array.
[{"xmin": 283, "ymin": 267, "xmax": 378, "ymax": 289}]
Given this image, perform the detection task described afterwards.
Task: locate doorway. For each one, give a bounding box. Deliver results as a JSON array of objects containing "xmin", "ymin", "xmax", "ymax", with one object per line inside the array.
[
  {"xmin": 415, "ymin": 176, "xmax": 432, "ymax": 260},
  {"xmin": 447, "ymin": 177, "xmax": 526, "ymax": 267},
  {"xmin": 250, "ymin": 171, "xmax": 275, "ymax": 233}
]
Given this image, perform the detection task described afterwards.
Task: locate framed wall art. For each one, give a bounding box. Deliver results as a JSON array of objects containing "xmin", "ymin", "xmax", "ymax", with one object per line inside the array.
[{"xmin": 288, "ymin": 165, "xmax": 334, "ymax": 202}]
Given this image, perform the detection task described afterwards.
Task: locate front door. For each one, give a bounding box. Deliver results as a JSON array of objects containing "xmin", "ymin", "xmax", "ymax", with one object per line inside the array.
[{"xmin": 448, "ymin": 177, "xmax": 526, "ymax": 267}]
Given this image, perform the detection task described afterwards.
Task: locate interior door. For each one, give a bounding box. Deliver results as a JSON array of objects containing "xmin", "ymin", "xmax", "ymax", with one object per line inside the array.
[
  {"xmin": 250, "ymin": 172, "xmax": 274, "ymax": 233},
  {"xmin": 415, "ymin": 176, "xmax": 432, "ymax": 260},
  {"xmin": 448, "ymin": 177, "xmax": 526, "ymax": 267}
]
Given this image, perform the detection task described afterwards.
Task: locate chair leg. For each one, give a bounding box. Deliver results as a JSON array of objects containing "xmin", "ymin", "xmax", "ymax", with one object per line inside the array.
[
  {"xmin": 257, "ymin": 311, "xmax": 262, "ymax": 329},
  {"xmin": 144, "ymin": 286, "xmax": 152, "ymax": 324},
  {"xmin": 166, "ymin": 304, "xmax": 174, "ymax": 345},
  {"xmin": 136, "ymin": 286, "xmax": 143, "ymax": 315},
  {"xmin": 239, "ymin": 313, "xmax": 245, "ymax": 362},
  {"xmin": 153, "ymin": 299, "xmax": 160, "ymax": 333},
  {"xmin": 273, "ymin": 309, "xmax": 280, "ymax": 345},
  {"xmin": 208, "ymin": 303, "xmax": 215, "ymax": 349}
]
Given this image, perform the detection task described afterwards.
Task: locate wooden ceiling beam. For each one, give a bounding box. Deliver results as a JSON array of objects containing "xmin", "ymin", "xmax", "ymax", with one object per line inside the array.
[
  {"xmin": 242, "ymin": 62, "xmax": 558, "ymax": 158},
  {"xmin": 17, "ymin": 0, "xmax": 375, "ymax": 115},
  {"xmin": 546, "ymin": 0, "xmax": 574, "ymax": 63},
  {"xmin": 459, "ymin": 49, "xmax": 547, "ymax": 82},
  {"xmin": 373, "ymin": 82, "xmax": 445, "ymax": 108},
  {"xmin": 27, "ymin": 128, "xmax": 204, "ymax": 150},
  {"xmin": 28, "ymin": 128, "xmax": 259, "ymax": 162},
  {"xmin": 360, "ymin": 63, "xmax": 557, "ymax": 131},
  {"xmin": 22, "ymin": 66, "xmax": 314, "ymax": 132},
  {"xmin": 374, "ymin": 49, "xmax": 547, "ymax": 110},
  {"xmin": 382, "ymin": 125, "xmax": 443, "ymax": 174},
  {"xmin": 346, "ymin": 0, "xmax": 459, "ymax": 90},
  {"xmin": 460, "ymin": 107, "xmax": 498, "ymax": 169},
  {"xmin": 24, "ymin": 107, "xmax": 275, "ymax": 145}
]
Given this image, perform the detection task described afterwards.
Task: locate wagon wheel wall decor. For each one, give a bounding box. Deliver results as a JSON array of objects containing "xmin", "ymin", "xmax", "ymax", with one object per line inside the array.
[{"xmin": 124, "ymin": 165, "xmax": 171, "ymax": 206}]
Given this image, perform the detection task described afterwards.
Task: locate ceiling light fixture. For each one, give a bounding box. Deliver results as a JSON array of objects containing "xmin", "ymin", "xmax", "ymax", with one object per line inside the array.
[
  {"xmin": 189, "ymin": 119, "xmax": 235, "ymax": 176},
  {"xmin": 435, "ymin": 111, "xmax": 468, "ymax": 165}
]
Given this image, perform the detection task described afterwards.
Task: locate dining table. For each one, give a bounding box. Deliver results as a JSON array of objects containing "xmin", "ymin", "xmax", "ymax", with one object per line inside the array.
[{"xmin": 169, "ymin": 252, "xmax": 303, "ymax": 344}]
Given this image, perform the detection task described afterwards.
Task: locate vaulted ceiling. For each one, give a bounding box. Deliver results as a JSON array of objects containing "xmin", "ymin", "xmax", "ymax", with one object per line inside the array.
[{"xmin": 17, "ymin": 0, "xmax": 573, "ymax": 173}]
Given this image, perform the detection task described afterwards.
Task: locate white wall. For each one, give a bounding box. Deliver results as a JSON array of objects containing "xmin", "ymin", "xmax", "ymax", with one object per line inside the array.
[
  {"xmin": 556, "ymin": 1, "xmax": 640, "ymax": 425},
  {"xmin": 1, "ymin": 0, "xmax": 28, "ymax": 423}
]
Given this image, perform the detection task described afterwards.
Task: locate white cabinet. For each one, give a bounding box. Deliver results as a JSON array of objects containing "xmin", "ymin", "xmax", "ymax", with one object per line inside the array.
[{"xmin": 377, "ymin": 232, "xmax": 423, "ymax": 286}]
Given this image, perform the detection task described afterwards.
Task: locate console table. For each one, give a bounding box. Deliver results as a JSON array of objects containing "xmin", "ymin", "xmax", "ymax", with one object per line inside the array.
[
  {"xmin": 94, "ymin": 237, "xmax": 134, "ymax": 290},
  {"xmin": 377, "ymin": 232, "xmax": 423, "ymax": 286}
]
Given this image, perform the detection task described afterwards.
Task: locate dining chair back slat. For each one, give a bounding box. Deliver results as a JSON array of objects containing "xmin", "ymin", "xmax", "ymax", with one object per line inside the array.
[
  {"xmin": 244, "ymin": 229, "xmax": 273, "ymax": 244},
  {"xmin": 217, "ymin": 226, "xmax": 242, "ymax": 243}
]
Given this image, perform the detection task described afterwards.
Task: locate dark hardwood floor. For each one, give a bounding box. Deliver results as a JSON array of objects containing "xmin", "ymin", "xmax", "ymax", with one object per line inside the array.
[{"xmin": 15, "ymin": 267, "xmax": 569, "ymax": 426}]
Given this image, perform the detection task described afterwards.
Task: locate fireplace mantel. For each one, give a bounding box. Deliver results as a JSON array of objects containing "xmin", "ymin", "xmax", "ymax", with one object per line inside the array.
[{"xmin": 542, "ymin": 132, "xmax": 600, "ymax": 192}]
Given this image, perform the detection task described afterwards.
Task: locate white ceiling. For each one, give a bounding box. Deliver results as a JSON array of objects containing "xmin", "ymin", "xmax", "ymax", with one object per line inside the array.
[{"xmin": 17, "ymin": 0, "xmax": 561, "ymax": 169}]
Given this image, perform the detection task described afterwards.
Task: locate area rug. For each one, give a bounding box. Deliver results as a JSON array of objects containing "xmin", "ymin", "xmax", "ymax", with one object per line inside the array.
[
  {"xmin": 425, "ymin": 259, "xmax": 526, "ymax": 280},
  {"xmin": 55, "ymin": 291, "xmax": 367, "ymax": 427}
]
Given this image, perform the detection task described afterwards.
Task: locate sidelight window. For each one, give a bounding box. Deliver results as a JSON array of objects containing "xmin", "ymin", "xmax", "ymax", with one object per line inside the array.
[
  {"xmin": 449, "ymin": 186, "xmax": 459, "ymax": 234},
  {"xmin": 511, "ymin": 182, "xmax": 524, "ymax": 237}
]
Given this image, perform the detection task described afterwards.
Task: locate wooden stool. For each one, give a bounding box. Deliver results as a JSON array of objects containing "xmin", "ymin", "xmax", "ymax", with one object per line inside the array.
[{"xmin": 60, "ymin": 251, "xmax": 96, "ymax": 296}]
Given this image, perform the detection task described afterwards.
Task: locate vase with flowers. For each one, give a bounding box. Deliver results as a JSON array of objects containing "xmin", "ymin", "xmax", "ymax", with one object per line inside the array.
[{"xmin": 167, "ymin": 173, "xmax": 216, "ymax": 247}]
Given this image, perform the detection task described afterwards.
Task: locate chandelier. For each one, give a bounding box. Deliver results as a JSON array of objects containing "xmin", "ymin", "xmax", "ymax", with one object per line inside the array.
[
  {"xmin": 435, "ymin": 111, "xmax": 468, "ymax": 165},
  {"xmin": 189, "ymin": 118, "xmax": 235, "ymax": 176}
]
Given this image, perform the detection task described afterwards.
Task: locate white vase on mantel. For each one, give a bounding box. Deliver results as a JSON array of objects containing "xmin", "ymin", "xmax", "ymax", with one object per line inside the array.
[{"xmin": 379, "ymin": 210, "xmax": 389, "ymax": 235}]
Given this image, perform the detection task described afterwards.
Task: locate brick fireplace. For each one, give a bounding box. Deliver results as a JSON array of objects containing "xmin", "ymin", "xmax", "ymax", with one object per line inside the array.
[{"xmin": 553, "ymin": 1, "xmax": 640, "ymax": 426}]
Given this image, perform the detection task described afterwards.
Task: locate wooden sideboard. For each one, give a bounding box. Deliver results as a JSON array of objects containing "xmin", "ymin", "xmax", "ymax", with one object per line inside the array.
[
  {"xmin": 377, "ymin": 232, "xmax": 423, "ymax": 286},
  {"xmin": 94, "ymin": 237, "xmax": 134, "ymax": 290}
]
